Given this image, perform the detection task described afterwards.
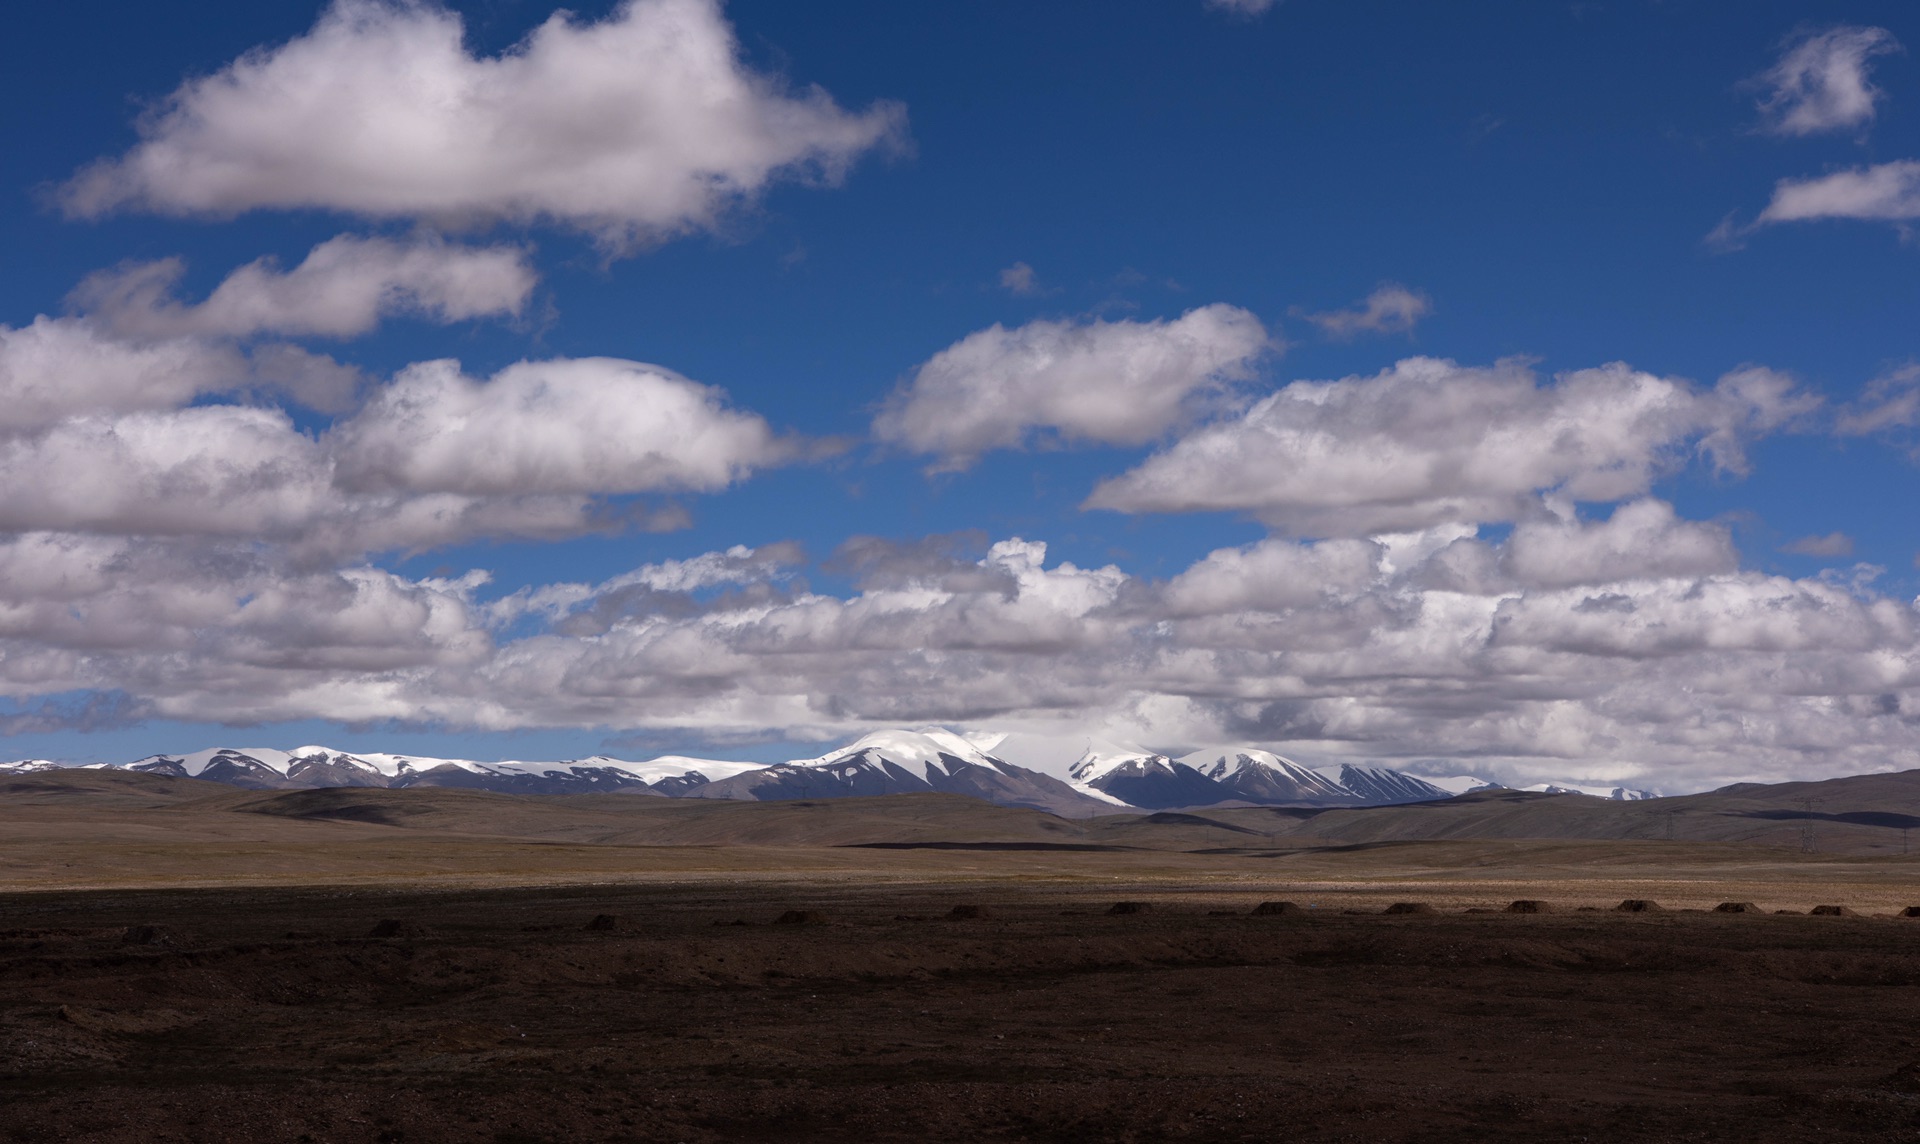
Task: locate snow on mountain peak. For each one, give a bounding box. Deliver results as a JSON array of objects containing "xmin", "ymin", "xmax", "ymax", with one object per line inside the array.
[
  {"xmin": 1067, "ymin": 740, "xmax": 1163, "ymax": 782},
  {"xmin": 1178, "ymin": 747, "xmax": 1354, "ymax": 803},
  {"xmin": 0, "ymin": 759, "xmax": 64, "ymax": 773},
  {"xmin": 580, "ymin": 755, "xmax": 769, "ymax": 783},
  {"xmin": 795, "ymin": 728, "xmax": 1009, "ymax": 781}
]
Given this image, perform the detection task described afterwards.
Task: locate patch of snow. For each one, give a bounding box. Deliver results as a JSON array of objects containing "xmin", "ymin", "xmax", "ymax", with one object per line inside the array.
[{"xmin": 1068, "ymin": 780, "xmax": 1135, "ymax": 807}]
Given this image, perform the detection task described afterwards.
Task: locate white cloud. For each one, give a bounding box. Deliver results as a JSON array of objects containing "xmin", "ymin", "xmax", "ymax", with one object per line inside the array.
[
  {"xmin": 0, "ymin": 338, "xmax": 788, "ymax": 555},
  {"xmin": 1086, "ymin": 357, "xmax": 1813, "ymax": 535},
  {"xmin": 1836, "ymin": 363, "xmax": 1920, "ymax": 435},
  {"xmin": 1753, "ymin": 26, "xmax": 1901, "ymax": 137},
  {"xmin": 1782, "ymin": 532, "xmax": 1855, "ymax": 558},
  {"xmin": 1302, "ymin": 283, "xmax": 1431, "ymax": 339},
  {"xmin": 10, "ymin": 513, "xmax": 1920, "ymax": 790},
  {"xmin": 1502, "ymin": 500, "xmax": 1737, "ymax": 587},
  {"xmin": 332, "ymin": 356, "xmax": 786, "ymax": 497},
  {"xmin": 1164, "ymin": 537, "xmax": 1381, "ymax": 615},
  {"xmin": 999, "ymin": 262, "xmax": 1040, "ymax": 296},
  {"xmin": 0, "ymin": 406, "xmax": 331, "ymax": 539},
  {"xmin": 873, "ymin": 304, "xmax": 1271, "ymax": 468},
  {"xmin": 60, "ymin": 0, "xmax": 905, "ymax": 246},
  {"xmin": 0, "ymin": 404, "xmax": 599, "ymax": 554},
  {"xmin": 72, "ymin": 236, "xmax": 535, "ymax": 340},
  {"xmin": 0, "ymin": 317, "xmax": 244, "ymax": 432},
  {"xmin": 1756, "ymin": 160, "xmax": 1920, "ymax": 225},
  {"xmin": 0, "ymin": 237, "xmax": 535, "ymax": 429}
]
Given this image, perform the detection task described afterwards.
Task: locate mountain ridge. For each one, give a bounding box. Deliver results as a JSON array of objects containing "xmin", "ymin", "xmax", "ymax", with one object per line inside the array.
[{"xmin": 1, "ymin": 728, "xmax": 1657, "ymax": 814}]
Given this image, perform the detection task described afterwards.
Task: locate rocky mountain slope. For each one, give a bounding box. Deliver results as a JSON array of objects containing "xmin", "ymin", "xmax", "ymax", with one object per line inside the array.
[{"xmin": 689, "ymin": 730, "xmax": 1116, "ymax": 817}]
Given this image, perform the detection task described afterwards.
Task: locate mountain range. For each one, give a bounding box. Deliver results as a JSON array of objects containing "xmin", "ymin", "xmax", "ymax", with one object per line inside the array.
[{"xmin": 0, "ymin": 728, "xmax": 1651, "ymax": 816}]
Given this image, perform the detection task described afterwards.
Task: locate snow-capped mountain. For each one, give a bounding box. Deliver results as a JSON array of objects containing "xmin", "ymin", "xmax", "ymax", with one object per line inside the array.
[
  {"xmin": 1069, "ymin": 744, "xmax": 1229, "ymax": 810},
  {"xmin": 130, "ymin": 747, "xmax": 395, "ymax": 789},
  {"xmin": 0, "ymin": 759, "xmax": 70, "ymax": 774},
  {"xmin": 10, "ymin": 730, "xmax": 1559, "ymax": 813},
  {"xmin": 693, "ymin": 729, "xmax": 1115, "ymax": 817},
  {"xmin": 1525, "ymin": 782, "xmax": 1657, "ymax": 801},
  {"xmin": 123, "ymin": 745, "xmax": 759, "ymax": 796},
  {"xmin": 1321, "ymin": 764, "xmax": 1453, "ymax": 806},
  {"xmin": 1184, "ymin": 749, "xmax": 1355, "ymax": 805}
]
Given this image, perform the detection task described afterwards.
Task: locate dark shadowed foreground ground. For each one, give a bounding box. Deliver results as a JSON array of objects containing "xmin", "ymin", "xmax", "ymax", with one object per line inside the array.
[{"xmin": 6, "ymin": 878, "xmax": 1920, "ymax": 1143}]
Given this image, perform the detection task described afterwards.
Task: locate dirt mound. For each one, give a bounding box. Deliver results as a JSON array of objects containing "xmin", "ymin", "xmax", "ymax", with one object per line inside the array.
[
  {"xmin": 1505, "ymin": 900, "xmax": 1553, "ymax": 914},
  {"xmin": 1384, "ymin": 902, "xmax": 1436, "ymax": 915},
  {"xmin": 1106, "ymin": 901, "xmax": 1153, "ymax": 916},
  {"xmin": 1251, "ymin": 901, "xmax": 1306, "ymax": 916},
  {"xmin": 944, "ymin": 905, "xmax": 989, "ymax": 920},
  {"xmin": 1713, "ymin": 902, "xmax": 1761, "ymax": 914},
  {"xmin": 367, "ymin": 918, "xmax": 419, "ymax": 938},
  {"xmin": 585, "ymin": 914, "xmax": 619, "ymax": 931},
  {"xmin": 1614, "ymin": 899, "xmax": 1663, "ymax": 913},
  {"xmin": 773, "ymin": 910, "xmax": 829, "ymax": 926},
  {"xmin": 1809, "ymin": 905, "xmax": 1857, "ymax": 917},
  {"xmin": 1902, "ymin": 907, "xmax": 1920, "ymax": 918}
]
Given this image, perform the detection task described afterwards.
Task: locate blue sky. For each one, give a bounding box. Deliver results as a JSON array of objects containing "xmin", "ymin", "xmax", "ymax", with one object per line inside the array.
[{"xmin": 1, "ymin": 1, "xmax": 1917, "ymax": 789}]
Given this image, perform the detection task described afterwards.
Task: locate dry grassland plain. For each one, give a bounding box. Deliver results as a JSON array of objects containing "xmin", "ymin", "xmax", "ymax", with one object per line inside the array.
[{"xmin": 5, "ymin": 774, "xmax": 1920, "ymax": 1142}]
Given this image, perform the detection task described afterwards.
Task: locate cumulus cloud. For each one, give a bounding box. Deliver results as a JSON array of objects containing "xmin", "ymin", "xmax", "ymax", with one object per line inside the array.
[
  {"xmin": 0, "ymin": 317, "xmax": 245, "ymax": 432},
  {"xmin": 1756, "ymin": 160, "xmax": 1920, "ymax": 227},
  {"xmin": 11, "ymin": 516, "xmax": 1920, "ymax": 790},
  {"xmin": 0, "ymin": 402, "xmax": 635, "ymax": 556},
  {"xmin": 1753, "ymin": 26, "xmax": 1902, "ymax": 137},
  {"xmin": 873, "ymin": 304, "xmax": 1271, "ymax": 468},
  {"xmin": 0, "ymin": 236, "xmax": 536, "ymax": 429},
  {"xmin": 1302, "ymin": 283, "xmax": 1431, "ymax": 339},
  {"xmin": 60, "ymin": 0, "xmax": 905, "ymax": 246},
  {"xmin": 0, "ymin": 342, "xmax": 789, "ymax": 558},
  {"xmin": 0, "ymin": 406, "xmax": 332, "ymax": 539},
  {"xmin": 333, "ymin": 356, "xmax": 786, "ymax": 497},
  {"xmin": 1086, "ymin": 357, "xmax": 1814, "ymax": 535},
  {"xmin": 72, "ymin": 236, "xmax": 535, "ymax": 341},
  {"xmin": 1502, "ymin": 500, "xmax": 1738, "ymax": 587},
  {"xmin": 1164, "ymin": 536, "xmax": 1381, "ymax": 615}
]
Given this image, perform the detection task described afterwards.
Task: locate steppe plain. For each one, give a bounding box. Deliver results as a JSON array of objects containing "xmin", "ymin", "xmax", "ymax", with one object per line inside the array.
[{"xmin": 5, "ymin": 771, "xmax": 1920, "ymax": 1142}]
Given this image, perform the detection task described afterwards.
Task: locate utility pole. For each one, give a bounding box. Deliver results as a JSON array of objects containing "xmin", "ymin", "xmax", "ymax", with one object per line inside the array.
[{"xmin": 1796, "ymin": 797, "xmax": 1821, "ymax": 854}]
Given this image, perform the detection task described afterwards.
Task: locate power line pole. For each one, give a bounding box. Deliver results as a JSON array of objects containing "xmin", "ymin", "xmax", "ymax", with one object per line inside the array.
[{"xmin": 1796, "ymin": 797, "xmax": 1820, "ymax": 854}]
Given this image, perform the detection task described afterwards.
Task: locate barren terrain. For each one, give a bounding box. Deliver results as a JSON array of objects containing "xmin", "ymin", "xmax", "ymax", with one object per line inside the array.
[{"xmin": 6, "ymin": 773, "xmax": 1920, "ymax": 1141}]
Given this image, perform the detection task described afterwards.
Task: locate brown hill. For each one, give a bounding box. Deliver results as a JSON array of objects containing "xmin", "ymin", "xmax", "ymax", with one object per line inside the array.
[
  {"xmin": 10, "ymin": 766, "xmax": 1920, "ymax": 883},
  {"xmin": 1187, "ymin": 771, "xmax": 1920, "ymax": 855}
]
